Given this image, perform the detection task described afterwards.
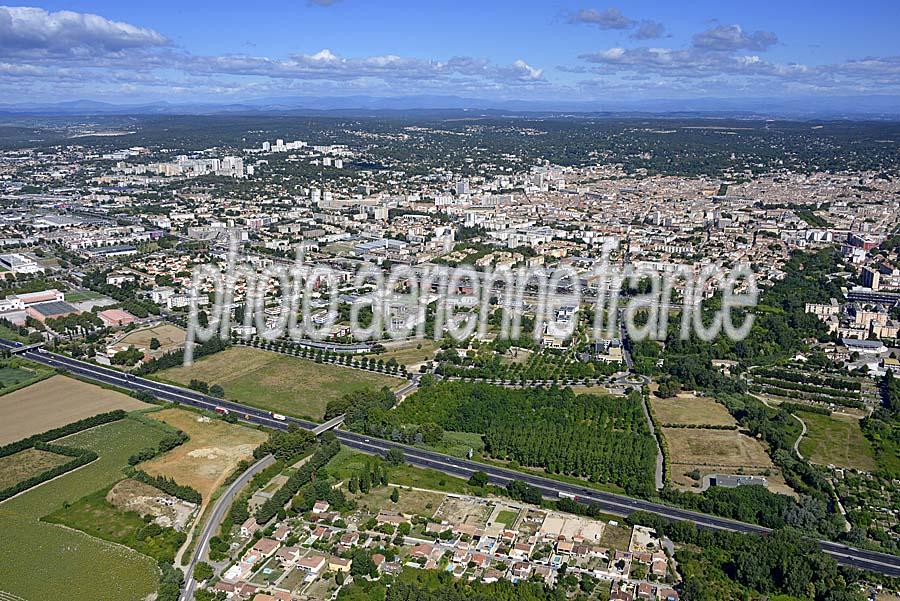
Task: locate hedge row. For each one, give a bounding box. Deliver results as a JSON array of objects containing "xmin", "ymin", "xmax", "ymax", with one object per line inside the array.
[
  {"xmin": 255, "ymin": 438, "xmax": 341, "ymax": 524},
  {"xmin": 131, "ymin": 469, "xmax": 202, "ymax": 505},
  {"xmin": 660, "ymin": 423, "xmax": 739, "ymax": 430},
  {"xmin": 753, "ymin": 367, "xmax": 860, "ymax": 392},
  {"xmin": 0, "ymin": 442, "xmax": 98, "ymax": 501},
  {"xmin": 780, "ymin": 402, "xmax": 832, "ymax": 416},
  {"xmin": 752, "ymin": 376, "xmax": 859, "ymax": 400},
  {"xmin": 0, "ymin": 409, "xmax": 126, "ymax": 459}
]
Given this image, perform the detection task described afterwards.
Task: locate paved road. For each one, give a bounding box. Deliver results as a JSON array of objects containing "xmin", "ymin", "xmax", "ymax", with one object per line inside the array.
[
  {"xmin": 180, "ymin": 454, "xmax": 275, "ymax": 601},
  {"xmin": 4, "ymin": 339, "xmax": 899, "ymax": 578}
]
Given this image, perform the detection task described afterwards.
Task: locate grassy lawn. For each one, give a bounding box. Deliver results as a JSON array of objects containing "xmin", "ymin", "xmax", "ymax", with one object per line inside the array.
[
  {"xmin": 44, "ymin": 486, "xmax": 185, "ymax": 563},
  {"xmin": 0, "ymin": 323, "xmax": 28, "ymax": 343},
  {"xmin": 0, "ymin": 416, "xmax": 168, "ymax": 601},
  {"xmin": 0, "ymin": 366, "xmax": 35, "ymax": 386},
  {"xmin": 799, "ymin": 413, "xmax": 877, "ymax": 471},
  {"xmin": 327, "ymin": 447, "xmax": 473, "ymax": 496},
  {"xmin": 155, "ymin": 346, "xmax": 403, "ymax": 420},
  {"xmin": 65, "ymin": 290, "xmax": 105, "ymax": 302},
  {"xmin": 423, "ymin": 430, "xmax": 484, "ymax": 459},
  {"xmin": 495, "ymin": 509, "xmax": 518, "ymax": 526},
  {"xmin": 0, "ymin": 447, "xmax": 70, "ymax": 490}
]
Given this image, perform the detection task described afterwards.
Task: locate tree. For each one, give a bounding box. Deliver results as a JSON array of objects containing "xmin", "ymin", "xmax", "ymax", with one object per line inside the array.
[
  {"xmin": 385, "ymin": 448, "xmax": 405, "ymax": 466},
  {"xmin": 209, "ymin": 384, "xmax": 225, "ymax": 398},
  {"xmin": 468, "ymin": 471, "xmax": 489, "ymax": 488},
  {"xmin": 193, "ymin": 562, "xmax": 214, "ymax": 582},
  {"xmin": 390, "ymin": 487, "xmax": 399, "ymax": 503},
  {"xmin": 150, "ymin": 337, "xmax": 161, "ymax": 350}
]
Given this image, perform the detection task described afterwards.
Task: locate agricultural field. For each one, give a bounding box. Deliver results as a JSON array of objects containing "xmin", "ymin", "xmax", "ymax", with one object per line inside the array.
[
  {"xmin": 156, "ymin": 346, "xmax": 402, "ymax": 420},
  {"xmin": 141, "ymin": 407, "xmax": 267, "ymax": 507},
  {"xmin": 0, "ymin": 447, "xmax": 70, "ymax": 490},
  {"xmin": 0, "ymin": 375, "xmax": 151, "ymax": 445},
  {"xmin": 116, "ymin": 323, "xmax": 186, "ymax": 355},
  {"xmin": 0, "ymin": 416, "xmax": 169, "ymax": 601},
  {"xmin": 798, "ymin": 412, "xmax": 877, "ymax": 472},
  {"xmin": 650, "ymin": 393, "xmax": 737, "ymax": 426},
  {"xmin": 662, "ymin": 427, "xmax": 793, "ymax": 495}
]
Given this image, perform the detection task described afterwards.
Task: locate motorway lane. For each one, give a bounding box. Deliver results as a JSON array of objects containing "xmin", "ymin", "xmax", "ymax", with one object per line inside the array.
[{"xmin": 4, "ymin": 339, "xmax": 899, "ymax": 576}]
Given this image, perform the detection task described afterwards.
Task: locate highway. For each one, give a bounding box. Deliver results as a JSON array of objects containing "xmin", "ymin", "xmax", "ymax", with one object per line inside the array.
[{"xmin": 3, "ymin": 338, "xmax": 899, "ymax": 577}]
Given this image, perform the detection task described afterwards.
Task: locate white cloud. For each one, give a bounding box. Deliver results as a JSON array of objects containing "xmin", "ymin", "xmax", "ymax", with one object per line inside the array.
[{"xmin": 0, "ymin": 5, "xmax": 169, "ymax": 56}]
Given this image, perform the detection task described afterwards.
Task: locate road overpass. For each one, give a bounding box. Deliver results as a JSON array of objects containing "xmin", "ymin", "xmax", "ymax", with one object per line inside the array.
[{"xmin": 2, "ymin": 338, "xmax": 898, "ymax": 578}]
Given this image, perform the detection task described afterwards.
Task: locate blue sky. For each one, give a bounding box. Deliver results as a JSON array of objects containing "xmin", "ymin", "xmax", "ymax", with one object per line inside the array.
[{"xmin": 1, "ymin": 0, "xmax": 899, "ymax": 104}]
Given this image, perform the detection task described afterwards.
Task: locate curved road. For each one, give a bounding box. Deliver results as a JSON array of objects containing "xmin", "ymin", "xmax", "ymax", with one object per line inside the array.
[
  {"xmin": 3, "ymin": 339, "xmax": 899, "ymax": 578},
  {"xmin": 179, "ymin": 454, "xmax": 275, "ymax": 601}
]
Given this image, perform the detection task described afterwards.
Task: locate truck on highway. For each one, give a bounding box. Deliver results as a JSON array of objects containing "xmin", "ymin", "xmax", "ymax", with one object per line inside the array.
[
  {"xmin": 558, "ymin": 491, "xmax": 578, "ymax": 501},
  {"xmin": 271, "ymin": 412, "xmax": 286, "ymax": 421},
  {"xmin": 214, "ymin": 406, "xmax": 230, "ymax": 415}
]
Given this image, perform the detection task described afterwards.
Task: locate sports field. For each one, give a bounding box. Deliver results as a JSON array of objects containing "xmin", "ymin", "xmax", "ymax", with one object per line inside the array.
[
  {"xmin": 141, "ymin": 408, "xmax": 267, "ymax": 507},
  {"xmin": 0, "ymin": 416, "xmax": 169, "ymax": 601},
  {"xmin": 798, "ymin": 412, "xmax": 877, "ymax": 472},
  {"xmin": 156, "ymin": 346, "xmax": 403, "ymax": 420},
  {"xmin": 0, "ymin": 375, "xmax": 151, "ymax": 445}
]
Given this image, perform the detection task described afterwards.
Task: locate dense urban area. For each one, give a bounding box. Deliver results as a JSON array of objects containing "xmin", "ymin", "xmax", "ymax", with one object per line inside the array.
[{"xmin": 0, "ymin": 113, "xmax": 899, "ymax": 601}]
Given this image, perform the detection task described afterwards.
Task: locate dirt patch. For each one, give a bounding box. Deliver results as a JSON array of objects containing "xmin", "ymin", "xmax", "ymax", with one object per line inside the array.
[
  {"xmin": 433, "ymin": 496, "xmax": 492, "ymax": 528},
  {"xmin": 106, "ymin": 478, "xmax": 197, "ymax": 531},
  {"xmin": 0, "ymin": 375, "xmax": 151, "ymax": 445},
  {"xmin": 116, "ymin": 324, "xmax": 185, "ymax": 356},
  {"xmin": 140, "ymin": 409, "xmax": 267, "ymax": 508},
  {"xmin": 663, "ymin": 427, "xmax": 795, "ymax": 496},
  {"xmin": 651, "ymin": 394, "xmax": 736, "ymax": 426},
  {"xmin": 663, "ymin": 427, "xmax": 773, "ymax": 468}
]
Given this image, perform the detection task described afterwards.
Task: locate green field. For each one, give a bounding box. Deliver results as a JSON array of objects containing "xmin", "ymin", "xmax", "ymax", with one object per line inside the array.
[
  {"xmin": 0, "ymin": 448, "xmax": 70, "ymax": 490},
  {"xmin": 0, "ymin": 416, "xmax": 169, "ymax": 601},
  {"xmin": 0, "ymin": 361, "xmax": 53, "ymax": 393},
  {"xmin": 0, "ymin": 323, "xmax": 27, "ymax": 343},
  {"xmin": 326, "ymin": 447, "xmax": 473, "ymax": 495},
  {"xmin": 65, "ymin": 290, "xmax": 106, "ymax": 302},
  {"xmin": 799, "ymin": 413, "xmax": 877, "ymax": 471},
  {"xmin": 44, "ymin": 486, "xmax": 185, "ymax": 563},
  {"xmin": 156, "ymin": 346, "xmax": 403, "ymax": 420},
  {"xmin": 495, "ymin": 509, "xmax": 518, "ymax": 526},
  {"xmin": 424, "ymin": 430, "xmax": 485, "ymax": 459}
]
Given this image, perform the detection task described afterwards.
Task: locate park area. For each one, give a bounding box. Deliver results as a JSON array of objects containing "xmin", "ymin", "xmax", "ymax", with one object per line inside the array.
[
  {"xmin": 0, "ymin": 375, "xmax": 151, "ymax": 445},
  {"xmin": 650, "ymin": 393, "xmax": 737, "ymax": 426},
  {"xmin": 156, "ymin": 346, "xmax": 403, "ymax": 420},
  {"xmin": 798, "ymin": 412, "xmax": 877, "ymax": 472},
  {"xmin": 141, "ymin": 407, "xmax": 267, "ymax": 507},
  {"xmin": 0, "ymin": 415, "xmax": 170, "ymax": 601}
]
